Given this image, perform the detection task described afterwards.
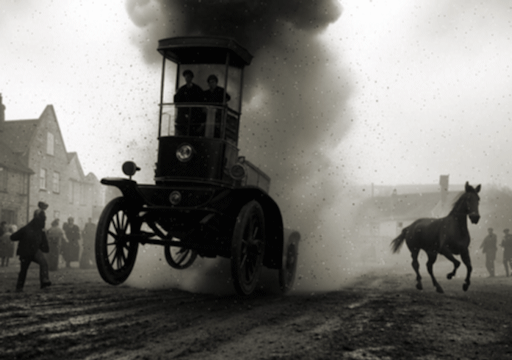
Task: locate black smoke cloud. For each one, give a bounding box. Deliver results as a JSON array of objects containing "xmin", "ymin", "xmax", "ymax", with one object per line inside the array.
[{"xmin": 126, "ymin": 0, "xmax": 357, "ymax": 290}]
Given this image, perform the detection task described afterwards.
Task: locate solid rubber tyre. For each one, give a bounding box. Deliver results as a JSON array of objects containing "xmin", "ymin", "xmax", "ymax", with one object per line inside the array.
[
  {"xmin": 95, "ymin": 197, "xmax": 139, "ymax": 285},
  {"xmin": 231, "ymin": 201, "xmax": 266, "ymax": 296}
]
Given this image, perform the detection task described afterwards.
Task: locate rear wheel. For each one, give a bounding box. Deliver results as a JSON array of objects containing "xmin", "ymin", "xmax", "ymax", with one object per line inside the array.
[
  {"xmin": 279, "ymin": 243, "xmax": 298, "ymax": 293},
  {"xmin": 95, "ymin": 197, "xmax": 139, "ymax": 285},
  {"xmin": 231, "ymin": 201, "xmax": 266, "ymax": 296},
  {"xmin": 164, "ymin": 242, "xmax": 197, "ymax": 269}
]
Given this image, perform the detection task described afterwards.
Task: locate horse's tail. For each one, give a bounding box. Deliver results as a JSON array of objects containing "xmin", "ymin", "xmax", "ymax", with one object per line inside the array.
[{"xmin": 391, "ymin": 229, "xmax": 407, "ymax": 253}]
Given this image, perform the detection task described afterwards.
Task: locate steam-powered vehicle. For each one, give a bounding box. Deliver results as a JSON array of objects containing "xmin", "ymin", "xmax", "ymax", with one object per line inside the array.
[{"xmin": 95, "ymin": 36, "xmax": 300, "ymax": 295}]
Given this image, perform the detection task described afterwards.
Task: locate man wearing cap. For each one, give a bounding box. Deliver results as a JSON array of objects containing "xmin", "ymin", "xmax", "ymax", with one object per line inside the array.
[
  {"xmin": 174, "ymin": 70, "xmax": 204, "ymax": 135},
  {"xmin": 501, "ymin": 229, "xmax": 512, "ymax": 277},
  {"xmin": 480, "ymin": 227, "xmax": 497, "ymax": 277},
  {"xmin": 10, "ymin": 204, "xmax": 51, "ymax": 291}
]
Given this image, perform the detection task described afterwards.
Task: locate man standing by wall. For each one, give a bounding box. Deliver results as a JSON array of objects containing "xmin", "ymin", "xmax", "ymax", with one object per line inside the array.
[
  {"xmin": 480, "ymin": 227, "xmax": 497, "ymax": 277},
  {"xmin": 63, "ymin": 217, "xmax": 80, "ymax": 268},
  {"xmin": 80, "ymin": 217, "xmax": 96, "ymax": 269}
]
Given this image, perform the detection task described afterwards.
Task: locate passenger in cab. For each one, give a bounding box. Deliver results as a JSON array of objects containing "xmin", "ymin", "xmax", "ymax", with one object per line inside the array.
[
  {"xmin": 174, "ymin": 70, "xmax": 204, "ymax": 135},
  {"xmin": 203, "ymin": 75, "xmax": 231, "ymax": 103}
]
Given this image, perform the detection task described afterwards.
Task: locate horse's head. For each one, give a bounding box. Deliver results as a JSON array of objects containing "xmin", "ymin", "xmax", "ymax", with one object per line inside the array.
[{"xmin": 464, "ymin": 181, "xmax": 481, "ymax": 224}]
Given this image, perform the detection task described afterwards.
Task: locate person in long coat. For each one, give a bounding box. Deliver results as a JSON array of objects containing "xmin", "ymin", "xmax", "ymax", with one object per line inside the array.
[
  {"xmin": 10, "ymin": 209, "xmax": 51, "ymax": 291},
  {"xmin": 63, "ymin": 217, "xmax": 80, "ymax": 268},
  {"xmin": 79, "ymin": 217, "xmax": 96, "ymax": 269},
  {"xmin": 501, "ymin": 229, "xmax": 512, "ymax": 277},
  {"xmin": 480, "ymin": 227, "xmax": 497, "ymax": 277},
  {"xmin": 47, "ymin": 219, "xmax": 65, "ymax": 271},
  {"xmin": 0, "ymin": 225, "xmax": 14, "ymax": 267}
]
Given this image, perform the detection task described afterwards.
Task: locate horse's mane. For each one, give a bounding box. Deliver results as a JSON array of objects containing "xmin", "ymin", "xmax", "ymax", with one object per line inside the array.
[{"xmin": 448, "ymin": 188, "xmax": 477, "ymax": 216}]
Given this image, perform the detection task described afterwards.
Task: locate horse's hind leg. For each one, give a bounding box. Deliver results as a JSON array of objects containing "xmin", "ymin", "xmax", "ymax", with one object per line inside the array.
[
  {"xmin": 460, "ymin": 248, "xmax": 472, "ymax": 292},
  {"xmin": 426, "ymin": 251, "xmax": 443, "ymax": 293},
  {"xmin": 440, "ymin": 248, "xmax": 461, "ymax": 280},
  {"xmin": 410, "ymin": 248, "xmax": 422, "ymax": 290}
]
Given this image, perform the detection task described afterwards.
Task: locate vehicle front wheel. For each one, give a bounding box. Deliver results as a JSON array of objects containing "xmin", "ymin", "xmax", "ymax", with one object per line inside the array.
[
  {"xmin": 164, "ymin": 242, "xmax": 197, "ymax": 269},
  {"xmin": 95, "ymin": 197, "xmax": 139, "ymax": 285},
  {"xmin": 231, "ymin": 201, "xmax": 266, "ymax": 296}
]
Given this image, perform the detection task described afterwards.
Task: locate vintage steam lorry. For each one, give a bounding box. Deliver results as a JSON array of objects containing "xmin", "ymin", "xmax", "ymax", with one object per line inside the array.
[{"xmin": 95, "ymin": 36, "xmax": 300, "ymax": 295}]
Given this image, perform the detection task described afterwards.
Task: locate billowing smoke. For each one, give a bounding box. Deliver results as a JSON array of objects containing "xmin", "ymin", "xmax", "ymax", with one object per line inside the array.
[{"xmin": 124, "ymin": 0, "xmax": 364, "ymax": 293}]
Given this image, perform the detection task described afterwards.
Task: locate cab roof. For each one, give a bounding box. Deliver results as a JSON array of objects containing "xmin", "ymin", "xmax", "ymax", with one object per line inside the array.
[{"xmin": 157, "ymin": 36, "xmax": 253, "ymax": 68}]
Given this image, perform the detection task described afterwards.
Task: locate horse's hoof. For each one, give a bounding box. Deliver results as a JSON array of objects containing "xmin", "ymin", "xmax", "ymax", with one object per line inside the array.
[
  {"xmin": 416, "ymin": 283, "xmax": 423, "ymax": 290},
  {"xmin": 447, "ymin": 274, "xmax": 453, "ymax": 280},
  {"xmin": 436, "ymin": 287, "xmax": 444, "ymax": 294},
  {"xmin": 463, "ymin": 283, "xmax": 469, "ymax": 292}
]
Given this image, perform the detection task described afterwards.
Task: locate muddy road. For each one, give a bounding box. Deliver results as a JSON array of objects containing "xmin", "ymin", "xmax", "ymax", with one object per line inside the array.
[{"xmin": 1, "ymin": 261, "xmax": 512, "ymax": 360}]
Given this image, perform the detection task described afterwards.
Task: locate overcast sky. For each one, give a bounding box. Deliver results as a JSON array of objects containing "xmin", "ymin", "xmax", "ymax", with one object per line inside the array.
[{"xmin": 2, "ymin": 0, "xmax": 512, "ymax": 189}]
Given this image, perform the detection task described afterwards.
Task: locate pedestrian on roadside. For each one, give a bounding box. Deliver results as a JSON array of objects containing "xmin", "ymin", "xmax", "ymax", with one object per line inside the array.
[
  {"xmin": 80, "ymin": 217, "xmax": 96, "ymax": 269},
  {"xmin": 10, "ymin": 202, "xmax": 51, "ymax": 291},
  {"xmin": 0, "ymin": 225, "xmax": 15, "ymax": 267},
  {"xmin": 47, "ymin": 219, "xmax": 65, "ymax": 271},
  {"xmin": 63, "ymin": 217, "xmax": 80, "ymax": 268},
  {"xmin": 480, "ymin": 227, "xmax": 497, "ymax": 277},
  {"xmin": 501, "ymin": 228, "xmax": 512, "ymax": 277}
]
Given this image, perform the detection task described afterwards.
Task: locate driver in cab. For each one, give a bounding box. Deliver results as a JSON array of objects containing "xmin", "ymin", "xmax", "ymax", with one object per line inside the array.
[{"xmin": 174, "ymin": 70, "xmax": 204, "ymax": 135}]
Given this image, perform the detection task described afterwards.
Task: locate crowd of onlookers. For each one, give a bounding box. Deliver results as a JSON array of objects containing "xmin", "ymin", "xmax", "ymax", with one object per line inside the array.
[
  {"xmin": 480, "ymin": 227, "xmax": 512, "ymax": 277},
  {"xmin": 0, "ymin": 201, "xmax": 97, "ymax": 292}
]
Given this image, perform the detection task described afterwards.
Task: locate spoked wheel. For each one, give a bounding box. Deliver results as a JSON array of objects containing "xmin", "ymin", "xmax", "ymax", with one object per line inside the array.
[
  {"xmin": 95, "ymin": 197, "xmax": 139, "ymax": 285},
  {"xmin": 231, "ymin": 201, "xmax": 266, "ymax": 296},
  {"xmin": 279, "ymin": 243, "xmax": 298, "ymax": 293},
  {"xmin": 164, "ymin": 242, "xmax": 197, "ymax": 269}
]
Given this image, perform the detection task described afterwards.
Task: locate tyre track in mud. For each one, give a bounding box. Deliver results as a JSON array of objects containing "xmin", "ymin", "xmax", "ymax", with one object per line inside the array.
[{"xmin": 2, "ymin": 267, "xmax": 512, "ymax": 359}]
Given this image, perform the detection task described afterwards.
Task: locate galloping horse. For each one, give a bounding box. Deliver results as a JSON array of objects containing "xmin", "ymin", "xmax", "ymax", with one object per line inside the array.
[{"xmin": 391, "ymin": 181, "xmax": 481, "ymax": 293}]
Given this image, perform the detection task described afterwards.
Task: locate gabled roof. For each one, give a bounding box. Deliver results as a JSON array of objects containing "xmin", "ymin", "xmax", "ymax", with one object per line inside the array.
[
  {"xmin": 0, "ymin": 119, "xmax": 39, "ymax": 155},
  {"xmin": 67, "ymin": 152, "xmax": 85, "ymax": 179},
  {"xmin": 0, "ymin": 141, "xmax": 33, "ymax": 174}
]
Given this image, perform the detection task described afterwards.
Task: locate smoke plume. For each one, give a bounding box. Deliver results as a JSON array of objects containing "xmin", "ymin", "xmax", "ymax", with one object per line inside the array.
[{"xmin": 125, "ymin": 0, "xmax": 362, "ymax": 292}]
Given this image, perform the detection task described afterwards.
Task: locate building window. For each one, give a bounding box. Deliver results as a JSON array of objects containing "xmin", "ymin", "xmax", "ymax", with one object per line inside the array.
[
  {"xmin": 18, "ymin": 173, "xmax": 28, "ymax": 195},
  {"xmin": 47, "ymin": 132, "xmax": 54, "ymax": 155},
  {"xmin": 52, "ymin": 172, "xmax": 60, "ymax": 193},
  {"xmin": 40, "ymin": 168, "xmax": 47, "ymax": 190},
  {"xmin": 69, "ymin": 180, "xmax": 74, "ymax": 204},
  {"xmin": 0, "ymin": 167, "xmax": 7, "ymax": 192}
]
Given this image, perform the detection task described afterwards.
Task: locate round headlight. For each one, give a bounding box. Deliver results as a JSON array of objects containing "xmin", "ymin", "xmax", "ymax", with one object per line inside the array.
[
  {"xmin": 176, "ymin": 144, "xmax": 193, "ymax": 162},
  {"xmin": 122, "ymin": 161, "xmax": 140, "ymax": 177},
  {"xmin": 169, "ymin": 191, "xmax": 182, "ymax": 205},
  {"xmin": 230, "ymin": 163, "xmax": 246, "ymax": 180}
]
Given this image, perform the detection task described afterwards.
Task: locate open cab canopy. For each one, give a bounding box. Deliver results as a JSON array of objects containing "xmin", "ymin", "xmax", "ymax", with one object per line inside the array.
[{"xmin": 157, "ymin": 37, "xmax": 253, "ymax": 145}]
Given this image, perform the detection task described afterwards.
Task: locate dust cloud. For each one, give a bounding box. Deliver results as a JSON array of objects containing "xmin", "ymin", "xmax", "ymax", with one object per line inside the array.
[{"xmin": 121, "ymin": 0, "xmax": 397, "ymax": 294}]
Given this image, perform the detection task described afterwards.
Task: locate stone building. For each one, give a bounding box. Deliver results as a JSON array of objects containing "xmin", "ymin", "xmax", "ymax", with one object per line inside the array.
[{"xmin": 0, "ymin": 95, "xmax": 104, "ymax": 228}]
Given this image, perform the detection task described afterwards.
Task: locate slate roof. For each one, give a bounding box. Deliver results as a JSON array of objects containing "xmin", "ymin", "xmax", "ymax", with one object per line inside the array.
[
  {"xmin": 0, "ymin": 119, "xmax": 39, "ymax": 155},
  {"xmin": 0, "ymin": 141, "xmax": 33, "ymax": 174},
  {"xmin": 360, "ymin": 190, "xmax": 462, "ymax": 222}
]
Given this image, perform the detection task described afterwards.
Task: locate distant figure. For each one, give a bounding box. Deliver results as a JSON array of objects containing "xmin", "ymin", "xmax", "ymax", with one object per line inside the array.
[
  {"xmin": 63, "ymin": 217, "xmax": 80, "ymax": 268},
  {"xmin": 501, "ymin": 229, "xmax": 512, "ymax": 277},
  {"xmin": 480, "ymin": 228, "xmax": 497, "ymax": 277},
  {"xmin": 174, "ymin": 69, "xmax": 204, "ymax": 136},
  {"xmin": 47, "ymin": 219, "xmax": 65, "ymax": 271},
  {"xmin": 203, "ymin": 75, "xmax": 230, "ymax": 103},
  {"xmin": 0, "ymin": 225, "xmax": 15, "ymax": 267},
  {"xmin": 80, "ymin": 217, "xmax": 97, "ymax": 269},
  {"xmin": 0, "ymin": 221, "xmax": 6, "ymax": 238},
  {"xmin": 10, "ymin": 207, "xmax": 51, "ymax": 291}
]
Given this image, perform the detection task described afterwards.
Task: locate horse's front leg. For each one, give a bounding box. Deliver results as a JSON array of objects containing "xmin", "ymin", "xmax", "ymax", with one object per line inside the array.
[
  {"xmin": 426, "ymin": 251, "xmax": 443, "ymax": 293},
  {"xmin": 440, "ymin": 248, "xmax": 461, "ymax": 280},
  {"xmin": 460, "ymin": 248, "xmax": 472, "ymax": 291}
]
